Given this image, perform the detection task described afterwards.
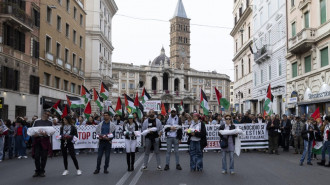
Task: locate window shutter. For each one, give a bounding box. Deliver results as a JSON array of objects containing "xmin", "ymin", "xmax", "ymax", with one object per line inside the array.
[
  {"xmin": 20, "ymin": 32, "xmax": 25, "ymax": 52},
  {"xmin": 36, "ymin": 11, "xmax": 40, "ymax": 27},
  {"xmin": 14, "ymin": 70, "xmax": 20, "ymax": 91},
  {"xmin": 7, "ymin": 68, "xmax": 14, "ymax": 90},
  {"xmin": 34, "ymin": 76, "xmax": 40, "ymax": 94}
]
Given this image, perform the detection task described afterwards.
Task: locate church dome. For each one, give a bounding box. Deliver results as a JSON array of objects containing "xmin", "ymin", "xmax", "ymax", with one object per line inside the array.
[{"xmin": 151, "ymin": 47, "xmax": 170, "ymax": 66}]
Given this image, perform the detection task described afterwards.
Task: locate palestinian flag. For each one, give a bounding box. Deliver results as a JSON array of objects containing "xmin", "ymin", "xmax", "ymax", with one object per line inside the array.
[
  {"xmin": 141, "ymin": 87, "xmax": 151, "ymax": 104},
  {"xmin": 178, "ymin": 100, "xmax": 184, "ymax": 113},
  {"xmin": 263, "ymin": 84, "xmax": 274, "ymax": 117},
  {"xmin": 312, "ymin": 140, "xmax": 323, "ymax": 155},
  {"xmin": 81, "ymin": 85, "xmax": 91, "ymax": 104},
  {"xmin": 311, "ymin": 107, "xmax": 321, "ymax": 123},
  {"xmin": 66, "ymin": 95, "xmax": 85, "ymax": 109},
  {"xmin": 134, "ymin": 92, "xmax": 144, "ymax": 119},
  {"xmin": 93, "ymin": 88, "xmax": 103, "ymax": 111},
  {"xmin": 61, "ymin": 104, "xmax": 69, "ymax": 118},
  {"xmin": 200, "ymin": 89, "xmax": 209, "ymax": 116},
  {"xmin": 124, "ymin": 94, "xmax": 136, "ymax": 114},
  {"xmin": 161, "ymin": 102, "xmax": 166, "ymax": 116},
  {"xmin": 109, "ymin": 106, "xmax": 116, "ymax": 117},
  {"xmin": 100, "ymin": 82, "xmax": 109, "ymax": 100},
  {"xmin": 115, "ymin": 97, "xmax": 123, "ymax": 116},
  {"xmin": 52, "ymin": 100, "xmax": 62, "ymax": 116},
  {"xmin": 215, "ymin": 87, "xmax": 230, "ymax": 110},
  {"xmin": 84, "ymin": 101, "xmax": 92, "ymax": 120}
]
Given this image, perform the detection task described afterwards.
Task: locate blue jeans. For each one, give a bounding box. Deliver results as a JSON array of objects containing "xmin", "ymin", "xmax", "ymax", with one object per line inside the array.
[
  {"xmin": 321, "ymin": 141, "xmax": 330, "ymax": 161},
  {"xmin": 0, "ymin": 137, "xmax": 4, "ymax": 160},
  {"xmin": 166, "ymin": 137, "xmax": 179, "ymax": 165},
  {"xmin": 222, "ymin": 151, "xmax": 234, "ymax": 172},
  {"xmin": 300, "ymin": 140, "xmax": 313, "ymax": 163},
  {"xmin": 189, "ymin": 140, "xmax": 203, "ymax": 171},
  {"xmin": 15, "ymin": 136, "xmax": 26, "ymax": 156},
  {"xmin": 96, "ymin": 140, "xmax": 112, "ymax": 171}
]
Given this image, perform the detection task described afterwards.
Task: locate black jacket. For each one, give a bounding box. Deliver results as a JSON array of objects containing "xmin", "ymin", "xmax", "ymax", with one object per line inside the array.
[
  {"xmin": 219, "ymin": 124, "xmax": 237, "ymax": 145},
  {"xmin": 187, "ymin": 122, "xmax": 207, "ymax": 149},
  {"xmin": 60, "ymin": 125, "xmax": 78, "ymax": 145},
  {"xmin": 164, "ymin": 117, "xmax": 183, "ymax": 140},
  {"xmin": 266, "ymin": 119, "xmax": 280, "ymax": 137},
  {"xmin": 280, "ymin": 119, "xmax": 292, "ymax": 135},
  {"xmin": 241, "ymin": 116, "xmax": 252, "ymax": 123},
  {"xmin": 301, "ymin": 123, "xmax": 320, "ymax": 141}
]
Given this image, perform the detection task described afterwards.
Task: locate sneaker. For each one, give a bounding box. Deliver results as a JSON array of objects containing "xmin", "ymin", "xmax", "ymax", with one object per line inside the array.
[
  {"xmin": 205, "ymin": 150, "xmax": 208, "ymax": 153},
  {"xmin": 157, "ymin": 166, "xmax": 162, "ymax": 171},
  {"xmin": 77, "ymin": 170, "xmax": 82, "ymax": 176},
  {"xmin": 164, "ymin": 165, "xmax": 169, "ymax": 171},
  {"xmin": 39, "ymin": 173, "xmax": 45, "ymax": 177},
  {"xmin": 141, "ymin": 166, "xmax": 148, "ymax": 171},
  {"xmin": 104, "ymin": 170, "xmax": 109, "ymax": 174},
  {"xmin": 93, "ymin": 170, "xmax": 100, "ymax": 174},
  {"xmin": 230, "ymin": 171, "xmax": 235, "ymax": 175},
  {"xmin": 62, "ymin": 170, "xmax": 69, "ymax": 176},
  {"xmin": 23, "ymin": 156, "xmax": 28, "ymax": 159},
  {"xmin": 176, "ymin": 164, "xmax": 182, "ymax": 170},
  {"xmin": 222, "ymin": 171, "xmax": 227, "ymax": 174},
  {"xmin": 18, "ymin": 156, "xmax": 22, "ymax": 159},
  {"xmin": 119, "ymin": 151, "xmax": 123, "ymax": 154},
  {"xmin": 32, "ymin": 172, "xmax": 39, "ymax": 177}
]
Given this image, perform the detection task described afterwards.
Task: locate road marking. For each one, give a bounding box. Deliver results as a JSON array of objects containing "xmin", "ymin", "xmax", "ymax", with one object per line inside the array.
[
  {"xmin": 128, "ymin": 153, "xmax": 154, "ymax": 185},
  {"xmin": 115, "ymin": 154, "xmax": 144, "ymax": 185}
]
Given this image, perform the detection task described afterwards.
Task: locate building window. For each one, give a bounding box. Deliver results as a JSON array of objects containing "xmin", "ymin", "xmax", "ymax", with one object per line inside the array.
[
  {"xmin": 77, "ymin": 85, "xmax": 81, "ymax": 94},
  {"xmin": 72, "ymin": 53, "xmax": 76, "ymax": 67},
  {"xmin": 57, "ymin": 16, "xmax": 61, "ymax": 31},
  {"xmin": 248, "ymin": 26, "xmax": 251, "ymax": 39},
  {"xmin": 304, "ymin": 55, "xmax": 312, "ymax": 73},
  {"xmin": 66, "ymin": 0, "xmax": 70, "ymax": 12},
  {"xmin": 291, "ymin": 0, "xmax": 295, "ymax": 7},
  {"xmin": 54, "ymin": 77, "xmax": 60, "ymax": 89},
  {"xmin": 71, "ymin": 83, "xmax": 75, "ymax": 93},
  {"xmin": 79, "ymin": 36, "xmax": 83, "ymax": 48},
  {"xmin": 261, "ymin": 70, "xmax": 264, "ymax": 84},
  {"xmin": 66, "ymin": 23, "xmax": 69, "ymax": 37},
  {"xmin": 30, "ymin": 76, "xmax": 40, "ymax": 94},
  {"xmin": 47, "ymin": 6, "xmax": 52, "ymax": 23},
  {"xmin": 321, "ymin": 47, "xmax": 329, "ymax": 67},
  {"xmin": 33, "ymin": 40, "xmax": 39, "ymax": 59},
  {"xmin": 291, "ymin": 22, "xmax": 296, "ymax": 37},
  {"xmin": 33, "ymin": 9, "xmax": 40, "ymax": 27},
  {"xmin": 248, "ymin": 58, "xmax": 251, "ymax": 73},
  {"xmin": 304, "ymin": 11, "xmax": 309, "ymax": 28},
  {"xmin": 122, "ymin": 83, "xmax": 126, "ymax": 89},
  {"xmin": 46, "ymin": 36, "xmax": 51, "ymax": 53},
  {"xmin": 320, "ymin": 0, "xmax": 327, "ymax": 24},
  {"xmin": 278, "ymin": 61, "xmax": 282, "ymax": 76},
  {"xmin": 0, "ymin": 66, "xmax": 20, "ymax": 91},
  {"xmin": 64, "ymin": 80, "xmax": 68, "ymax": 91},
  {"xmin": 65, "ymin": 49, "xmax": 69, "ymax": 63},
  {"xmin": 292, "ymin": 62, "xmax": 298, "ymax": 78},
  {"xmin": 80, "ymin": 14, "xmax": 83, "ymax": 26},
  {"xmin": 56, "ymin": 43, "xmax": 61, "ymax": 58},
  {"xmin": 73, "ymin": 30, "xmax": 76, "ymax": 43},
  {"xmin": 235, "ymin": 65, "xmax": 238, "ymax": 80},
  {"xmin": 44, "ymin": 73, "xmax": 51, "ymax": 86},
  {"xmin": 129, "ymin": 83, "xmax": 134, "ymax": 89},
  {"xmin": 58, "ymin": 0, "xmax": 62, "ymax": 5},
  {"xmin": 79, "ymin": 58, "xmax": 82, "ymax": 70},
  {"xmin": 73, "ymin": 6, "xmax": 77, "ymax": 19},
  {"xmin": 241, "ymin": 60, "xmax": 244, "ymax": 77},
  {"xmin": 268, "ymin": 65, "xmax": 271, "ymax": 80}
]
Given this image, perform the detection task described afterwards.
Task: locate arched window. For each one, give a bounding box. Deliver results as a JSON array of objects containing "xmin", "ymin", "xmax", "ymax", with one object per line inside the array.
[
  {"xmin": 152, "ymin": 77, "xmax": 157, "ymax": 90},
  {"xmin": 174, "ymin": 78, "xmax": 180, "ymax": 91},
  {"xmin": 163, "ymin": 73, "xmax": 169, "ymax": 90}
]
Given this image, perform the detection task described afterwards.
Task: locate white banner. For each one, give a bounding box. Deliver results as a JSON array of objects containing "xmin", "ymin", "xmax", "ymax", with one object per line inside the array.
[
  {"xmin": 52, "ymin": 125, "xmax": 142, "ymax": 150},
  {"xmin": 143, "ymin": 100, "xmax": 161, "ymax": 112}
]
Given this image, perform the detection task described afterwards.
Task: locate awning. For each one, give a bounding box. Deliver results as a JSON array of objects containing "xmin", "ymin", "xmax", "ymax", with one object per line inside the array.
[
  {"xmin": 287, "ymin": 104, "xmax": 296, "ymax": 109},
  {"xmin": 298, "ymin": 99, "xmax": 330, "ymax": 106}
]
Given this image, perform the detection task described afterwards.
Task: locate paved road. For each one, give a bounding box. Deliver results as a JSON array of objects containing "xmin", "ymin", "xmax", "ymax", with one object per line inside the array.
[{"xmin": 0, "ymin": 149, "xmax": 329, "ymax": 185}]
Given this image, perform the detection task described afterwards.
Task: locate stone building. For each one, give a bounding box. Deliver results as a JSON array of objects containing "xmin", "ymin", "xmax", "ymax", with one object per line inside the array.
[
  {"xmin": 286, "ymin": 0, "xmax": 330, "ymax": 116},
  {"xmin": 37, "ymin": 0, "xmax": 86, "ymax": 116},
  {"xmin": 252, "ymin": 0, "xmax": 287, "ymax": 116},
  {"xmin": 0, "ymin": 0, "xmax": 40, "ymax": 120},
  {"xmin": 111, "ymin": 0, "xmax": 230, "ymax": 114},
  {"xmin": 231, "ymin": 0, "xmax": 254, "ymax": 114}
]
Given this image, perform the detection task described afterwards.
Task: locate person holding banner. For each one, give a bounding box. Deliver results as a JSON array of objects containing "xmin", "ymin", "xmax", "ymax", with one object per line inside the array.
[
  {"xmin": 219, "ymin": 114, "xmax": 237, "ymax": 175},
  {"xmin": 93, "ymin": 112, "xmax": 116, "ymax": 174},
  {"xmin": 164, "ymin": 108, "xmax": 183, "ymax": 171},
  {"xmin": 60, "ymin": 116, "xmax": 82, "ymax": 176},
  {"xmin": 141, "ymin": 110, "xmax": 163, "ymax": 171},
  {"xmin": 267, "ymin": 115, "xmax": 280, "ymax": 155},
  {"xmin": 187, "ymin": 113, "xmax": 207, "ymax": 172},
  {"xmin": 124, "ymin": 114, "xmax": 139, "ymax": 171}
]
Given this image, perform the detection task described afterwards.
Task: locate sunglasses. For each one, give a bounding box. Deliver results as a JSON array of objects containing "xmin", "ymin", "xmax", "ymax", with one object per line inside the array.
[{"xmin": 225, "ymin": 118, "xmax": 231, "ymax": 120}]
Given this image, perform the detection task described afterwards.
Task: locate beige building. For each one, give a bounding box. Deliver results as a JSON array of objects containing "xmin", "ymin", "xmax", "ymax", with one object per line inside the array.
[
  {"xmin": 231, "ymin": 0, "xmax": 255, "ymax": 114},
  {"xmin": 286, "ymin": 0, "xmax": 330, "ymax": 116},
  {"xmin": 38, "ymin": 0, "xmax": 86, "ymax": 115},
  {"xmin": 112, "ymin": 0, "xmax": 230, "ymax": 114},
  {"xmin": 0, "ymin": 0, "xmax": 40, "ymax": 120},
  {"xmin": 230, "ymin": 82, "xmax": 235, "ymax": 112}
]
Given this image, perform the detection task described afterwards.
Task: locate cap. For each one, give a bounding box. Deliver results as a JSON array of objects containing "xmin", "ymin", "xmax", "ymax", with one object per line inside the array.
[
  {"xmin": 171, "ymin": 108, "xmax": 176, "ymax": 112},
  {"xmin": 128, "ymin": 114, "xmax": 134, "ymax": 119}
]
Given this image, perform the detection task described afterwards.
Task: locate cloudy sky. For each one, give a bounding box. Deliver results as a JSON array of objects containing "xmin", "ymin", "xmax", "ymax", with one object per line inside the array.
[{"xmin": 112, "ymin": 0, "xmax": 234, "ymax": 80}]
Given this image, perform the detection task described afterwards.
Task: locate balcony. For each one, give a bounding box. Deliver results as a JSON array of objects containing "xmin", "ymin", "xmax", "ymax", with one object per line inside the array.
[
  {"xmin": 0, "ymin": 3, "xmax": 33, "ymax": 31},
  {"xmin": 254, "ymin": 45, "xmax": 271, "ymax": 64},
  {"xmin": 45, "ymin": 52, "xmax": 54, "ymax": 62},
  {"xmin": 65, "ymin": 63, "xmax": 71, "ymax": 71},
  {"xmin": 73, "ymin": 67, "xmax": 78, "ymax": 74},
  {"xmin": 0, "ymin": 44, "xmax": 37, "ymax": 65},
  {"xmin": 288, "ymin": 28, "xmax": 316, "ymax": 54},
  {"xmin": 56, "ymin": 58, "xmax": 63, "ymax": 67}
]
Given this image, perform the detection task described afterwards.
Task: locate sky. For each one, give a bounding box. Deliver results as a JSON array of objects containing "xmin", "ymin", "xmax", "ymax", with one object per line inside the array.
[{"xmin": 112, "ymin": 0, "xmax": 234, "ymax": 80}]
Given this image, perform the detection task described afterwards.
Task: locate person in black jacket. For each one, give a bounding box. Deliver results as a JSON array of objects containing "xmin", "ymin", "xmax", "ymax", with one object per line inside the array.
[
  {"xmin": 280, "ymin": 115, "xmax": 292, "ymax": 152},
  {"xmin": 123, "ymin": 114, "xmax": 139, "ymax": 171},
  {"xmin": 267, "ymin": 115, "xmax": 280, "ymax": 155},
  {"xmin": 187, "ymin": 113, "xmax": 207, "ymax": 172},
  {"xmin": 164, "ymin": 108, "xmax": 183, "ymax": 171},
  {"xmin": 300, "ymin": 118, "xmax": 319, "ymax": 166},
  {"xmin": 60, "ymin": 116, "xmax": 81, "ymax": 176}
]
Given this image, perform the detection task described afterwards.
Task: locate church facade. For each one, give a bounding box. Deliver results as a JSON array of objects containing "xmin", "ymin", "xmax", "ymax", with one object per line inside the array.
[{"xmin": 111, "ymin": 0, "xmax": 231, "ymax": 114}]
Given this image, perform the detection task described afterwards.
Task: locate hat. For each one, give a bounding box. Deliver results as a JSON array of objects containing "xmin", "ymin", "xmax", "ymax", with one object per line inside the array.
[
  {"xmin": 171, "ymin": 108, "xmax": 176, "ymax": 112},
  {"xmin": 128, "ymin": 114, "xmax": 134, "ymax": 119}
]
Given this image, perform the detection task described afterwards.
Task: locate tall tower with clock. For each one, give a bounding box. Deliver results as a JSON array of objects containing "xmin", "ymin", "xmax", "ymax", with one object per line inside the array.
[{"xmin": 170, "ymin": 0, "xmax": 190, "ymax": 70}]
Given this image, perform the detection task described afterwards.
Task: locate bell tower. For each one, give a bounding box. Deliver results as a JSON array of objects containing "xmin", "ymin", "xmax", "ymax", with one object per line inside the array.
[{"xmin": 170, "ymin": 0, "xmax": 190, "ymax": 70}]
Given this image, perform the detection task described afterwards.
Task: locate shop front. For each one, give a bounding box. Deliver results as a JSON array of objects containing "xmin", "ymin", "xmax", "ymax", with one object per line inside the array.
[{"xmin": 298, "ymin": 86, "xmax": 330, "ymax": 117}]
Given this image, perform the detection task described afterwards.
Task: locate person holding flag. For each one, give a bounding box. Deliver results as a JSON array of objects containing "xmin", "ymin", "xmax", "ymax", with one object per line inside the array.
[
  {"xmin": 164, "ymin": 108, "xmax": 183, "ymax": 171},
  {"xmin": 123, "ymin": 114, "xmax": 139, "ymax": 171},
  {"xmin": 300, "ymin": 118, "xmax": 320, "ymax": 166}
]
